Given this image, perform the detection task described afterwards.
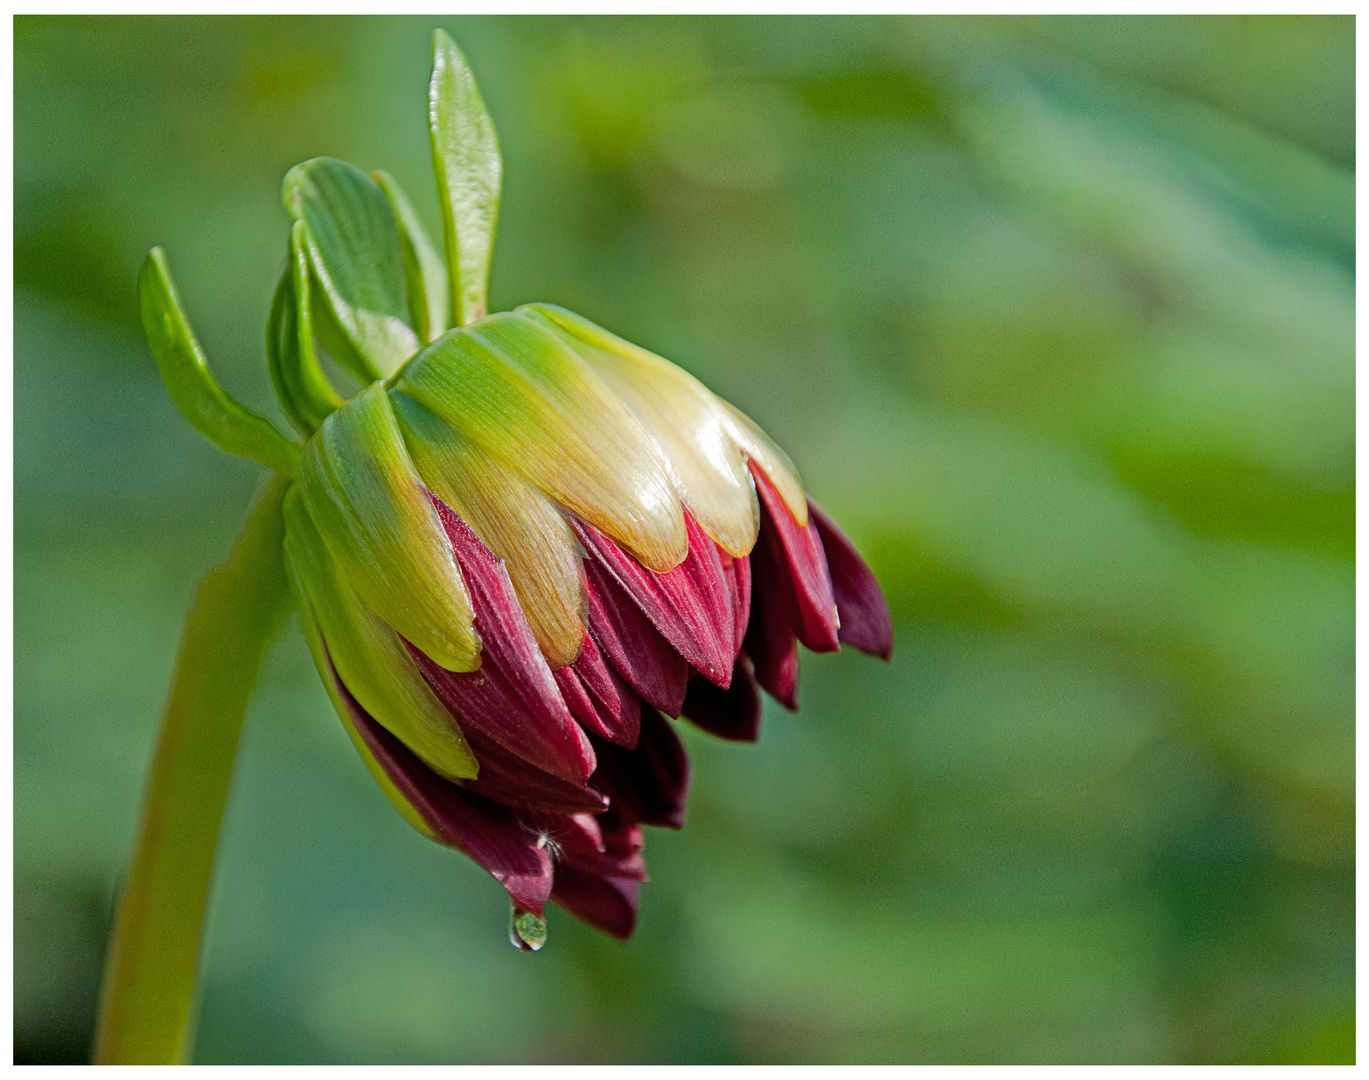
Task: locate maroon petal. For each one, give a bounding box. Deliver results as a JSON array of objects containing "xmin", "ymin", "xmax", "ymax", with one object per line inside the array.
[
  {"xmin": 551, "ymin": 867, "xmax": 641, "ymax": 941},
  {"xmin": 459, "ymin": 725, "xmax": 609, "ymax": 817},
  {"xmin": 584, "ymin": 557, "xmax": 690, "ymax": 716},
  {"xmin": 807, "ymin": 498, "xmax": 894, "ymax": 660},
  {"xmin": 743, "ymin": 553, "xmax": 801, "ymax": 711},
  {"xmin": 338, "ymin": 667, "xmax": 553, "ymax": 915},
  {"xmin": 682, "ymin": 653, "xmax": 764, "ymax": 742},
  {"xmin": 416, "ymin": 496, "xmax": 596, "ymax": 785},
  {"xmin": 554, "ymin": 631, "xmax": 641, "ymax": 747},
  {"xmin": 721, "ymin": 550, "xmax": 752, "ymax": 655},
  {"xmin": 589, "ymin": 704, "xmax": 691, "ymax": 829},
  {"xmin": 749, "ymin": 461, "xmax": 840, "ymax": 654},
  {"xmin": 575, "ymin": 512, "xmax": 735, "ymax": 688}
]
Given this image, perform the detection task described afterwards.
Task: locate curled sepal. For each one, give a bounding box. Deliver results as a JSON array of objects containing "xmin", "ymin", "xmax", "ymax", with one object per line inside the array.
[
  {"xmin": 391, "ymin": 390, "xmax": 587, "ymax": 669},
  {"xmin": 295, "ymin": 383, "xmax": 480, "ymax": 672},
  {"xmin": 373, "ymin": 169, "xmax": 450, "ymax": 344},
  {"xmin": 397, "ymin": 311, "xmax": 687, "ymax": 572},
  {"xmin": 138, "ymin": 248, "xmax": 300, "ymax": 475},
  {"xmin": 267, "ymin": 222, "xmax": 345, "ymax": 436},
  {"xmin": 284, "ymin": 487, "xmax": 478, "ymax": 781},
  {"xmin": 525, "ymin": 304, "xmax": 761, "ymax": 558},
  {"xmin": 429, "ymin": 28, "xmax": 501, "ymax": 327},
  {"xmin": 282, "ymin": 157, "xmax": 420, "ymax": 380}
]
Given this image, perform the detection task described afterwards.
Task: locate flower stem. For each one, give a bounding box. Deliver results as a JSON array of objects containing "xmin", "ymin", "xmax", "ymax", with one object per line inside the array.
[{"xmin": 93, "ymin": 473, "xmax": 295, "ymax": 1064}]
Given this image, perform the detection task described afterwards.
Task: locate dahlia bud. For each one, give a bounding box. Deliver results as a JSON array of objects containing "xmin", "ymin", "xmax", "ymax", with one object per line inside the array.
[{"xmin": 142, "ymin": 28, "xmax": 892, "ymax": 947}]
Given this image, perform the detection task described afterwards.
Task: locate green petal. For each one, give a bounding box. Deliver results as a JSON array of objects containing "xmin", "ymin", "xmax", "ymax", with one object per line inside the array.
[
  {"xmin": 290, "ymin": 578, "xmax": 441, "ymax": 842},
  {"xmin": 139, "ymin": 249, "xmax": 301, "ymax": 474},
  {"xmin": 373, "ymin": 169, "xmax": 451, "ymax": 344},
  {"xmin": 285, "ymin": 488, "xmax": 476, "ymax": 781},
  {"xmin": 523, "ymin": 303, "xmax": 763, "ymax": 557},
  {"xmin": 429, "ymin": 29, "xmax": 501, "ymax": 327},
  {"xmin": 296, "ymin": 383, "xmax": 480, "ymax": 672},
  {"xmin": 282, "ymin": 157, "xmax": 420, "ymax": 380},
  {"xmin": 391, "ymin": 390, "xmax": 586, "ymax": 670},
  {"xmin": 397, "ymin": 311, "xmax": 687, "ymax": 572}
]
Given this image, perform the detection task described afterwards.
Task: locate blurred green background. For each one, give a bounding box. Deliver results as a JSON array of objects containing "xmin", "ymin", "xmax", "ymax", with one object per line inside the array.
[{"xmin": 14, "ymin": 15, "xmax": 1354, "ymax": 1064}]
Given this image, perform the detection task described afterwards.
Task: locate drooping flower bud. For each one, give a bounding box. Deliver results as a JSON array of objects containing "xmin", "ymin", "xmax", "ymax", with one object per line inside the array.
[{"xmin": 141, "ymin": 27, "xmax": 892, "ymax": 947}]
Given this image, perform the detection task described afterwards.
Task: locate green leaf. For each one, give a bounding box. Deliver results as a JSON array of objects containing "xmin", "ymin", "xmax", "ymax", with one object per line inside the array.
[
  {"xmin": 373, "ymin": 169, "xmax": 450, "ymax": 344},
  {"xmin": 266, "ymin": 221, "xmax": 345, "ymax": 436},
  {"xmin": 282, "ymin": 157, "xmax": 420, "ymax": 380},
  {"xmin": 138, "ymin": 248, "xmax": 300, "ymax": 475},
  {"xmin": 429, "ymin": 29, "xmax": 502, "ymax": 327}
]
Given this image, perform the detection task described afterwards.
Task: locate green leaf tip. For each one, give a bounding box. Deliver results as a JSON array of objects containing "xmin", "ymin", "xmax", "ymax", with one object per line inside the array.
[
  {"xmin": 139, "ymin": 248, "xmax": 301, "ymax": 475},
  {"xmin": 429, "ymin": 28, "xmax": 502, "ymax": 328}
]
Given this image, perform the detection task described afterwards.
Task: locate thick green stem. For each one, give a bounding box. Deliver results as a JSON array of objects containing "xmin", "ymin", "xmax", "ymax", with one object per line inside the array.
[{"xmin": 93, "ymin": 473, "xmax": 295, "ymax": 1064}]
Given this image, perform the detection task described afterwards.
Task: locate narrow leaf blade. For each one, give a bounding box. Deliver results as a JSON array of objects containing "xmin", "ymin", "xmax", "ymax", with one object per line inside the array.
[
  {"xmin": 429, "ymin": 29, "xmax": 502, "ymax": 326},
  {"xmin": 139, "ymin": 248, "xmax": 299, "ymax": 474}
]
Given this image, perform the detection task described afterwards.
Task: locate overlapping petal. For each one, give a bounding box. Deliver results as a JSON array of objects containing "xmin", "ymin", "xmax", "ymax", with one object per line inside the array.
[
  {"xmin": 295, "ymin": 384, "xmax": 480, "ymax": 672},
  {"xmin": 391, "ymin": 389, "xmax": 587, "ymax": 669},
  {"xmin": 396, "ymin": 311, "xmax": 687, "ymax": 572},
  {"xmin": 411, "ymin": 495, "xmax": 596, "ymax": 785}
]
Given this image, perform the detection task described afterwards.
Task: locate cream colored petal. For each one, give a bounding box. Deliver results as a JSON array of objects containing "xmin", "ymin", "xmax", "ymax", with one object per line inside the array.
[
  {"xmin": 285, "ymin": 487, "xmax": 478, "ymax": 781},
  {"xmin": 717, "ymin": 398, "xmax": 808, "ymax": 527},
  {"xmin": 522, "ymin": 303, "xmax": 761, "ymax": 558},
  {"xmin": 296, "ymin": 383, "xmax": 481, "ymax": 672},
  {"xmin": 396, "ymin": 311, "xmax": 687, "ymax": 572},
  {"xmin": 391, "ymin": 389, "xmax": 587, "ymax": 670}
]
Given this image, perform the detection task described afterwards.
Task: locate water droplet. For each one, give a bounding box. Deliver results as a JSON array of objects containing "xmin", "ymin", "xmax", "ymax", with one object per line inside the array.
[{"xmin": 509, "ymin": 906, "xmax": 547, "ymax": 952}]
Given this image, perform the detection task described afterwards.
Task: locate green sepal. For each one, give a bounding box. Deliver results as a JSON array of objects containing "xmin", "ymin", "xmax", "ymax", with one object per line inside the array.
[
  {"xmin": 282, "ymin": 157, "xmax": 420, "ymax": 380},
  {"xmin": 373, "ymin": 169, "xmax": 450, "ymax": 344},
  {"xmin": 290, "ymin": 575, "xmax": 443, "ymax": 843},
  {"xmin": 139, "ymin": 248, "xmax": 301, "ymax": 475},
  {"xmin": 284, "ymin": 487, "xmax": 478, "ymax": 781},
  {"xmin": 295, "ymin": 383, "xmax": 481, "ymax": 673},
  {"xmin": 267, "ymin": 221, "xmax": 346, "ymax": 436},
  {"xmin": 429, "ymin": 29, "xmax": 502, "ymax": 327}
]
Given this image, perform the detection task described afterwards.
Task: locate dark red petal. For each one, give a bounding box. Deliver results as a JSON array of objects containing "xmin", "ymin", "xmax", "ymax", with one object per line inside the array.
[
  {"xmin": 575, "ymin": 512, "xmax": 735, "ymax": 688},
  {"xmin": 682, "ymin": 653, "xmax": 764, "ymax": 742},
  {"xmin": 807, "ymin": 498, "xmax": 894, "ymax": 660},
  {"xmin": 749, "ymin": 461, "xmax": 840, "ymax": 654},
  {"xmin": 551, "ymin": 867, "xmax": 640, "ymax": 941},
  {"xmin": 589, "ymin": 704, "xmax": 691, "ymax": 829},
  {"xmin": 583, "ymin": 557, "xmax": 690, "ymax": 716},
  {"xmin": 417, "ymin": 496, "xmax": 596, "ymax": 785},
  {"xmin": 458, "ymin": 725, "xmax": 609, "ymax": 816},
  {"xmin": 743, "ymin": 554, "xmax": 801, "ymax": 711},
  {"xmin": 338, "ymin": 667, "xmax": 553, "ymax": 915},
  {"xmin": 554, "ymin": 631, "xmax": 641, "ymax": 748},
  {"xmin": 722, "ymin": 550, "xmax": 752, "ymax": 654}
]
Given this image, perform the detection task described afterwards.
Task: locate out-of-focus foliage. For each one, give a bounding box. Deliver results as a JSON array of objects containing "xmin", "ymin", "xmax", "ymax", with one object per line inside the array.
[{"xmin": 14, "ymin": 15, "xmax": 1352, "ymax": 1065}]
